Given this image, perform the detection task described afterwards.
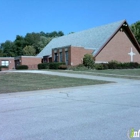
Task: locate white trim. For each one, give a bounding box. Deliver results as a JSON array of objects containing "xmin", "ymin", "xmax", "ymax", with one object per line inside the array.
[{"xmin": 95, "ymin": 61, "xmax": 108, "ymax": 64}]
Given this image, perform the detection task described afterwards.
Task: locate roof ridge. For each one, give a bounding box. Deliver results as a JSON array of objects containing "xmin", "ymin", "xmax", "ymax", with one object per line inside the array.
[
  {"xmin": 37, "ymin": 20, "xmax": 126, "ymax": 57},
  {"xmin": 54, "ymin": 20, "xmax": 126, "ymax": 40}
]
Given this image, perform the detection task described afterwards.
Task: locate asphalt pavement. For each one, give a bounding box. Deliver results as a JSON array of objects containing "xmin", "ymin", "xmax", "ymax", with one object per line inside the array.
[{"xmin": 0, "ymin": 70, "xmax": 140, "ymax": 140}]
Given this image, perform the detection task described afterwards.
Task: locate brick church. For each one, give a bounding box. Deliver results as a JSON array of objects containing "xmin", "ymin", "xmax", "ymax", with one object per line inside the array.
[
  {"xmin": 0, "ymin": 20, "xmax": 140, "ymax": 70},
  {"xmin": 38, "ymin": 20, "xmax": 140, "ymax": 65}
]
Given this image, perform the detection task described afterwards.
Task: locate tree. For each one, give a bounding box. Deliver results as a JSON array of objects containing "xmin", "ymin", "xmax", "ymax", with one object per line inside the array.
[
  {"xmin": 130, "ymin": 21, "xmax": 140, "ymax": 44},
  {"xmin": 1, "ymin": 30, "xmax": 65, "ymax": 56},
  {"xmin": 23, "ymin": 45, "xmax": 36, "ymax": 56},
  {"xmin": 0, "ymin": 44, "xmax": 3, "ymax": 56},
  {"xmin": 36, "ymin": 36, "xmax": 52, "ymax": 53},
  {"xmin": 14, "ymin": 35, "xmax": 26, "ymax": 56},
  {"xmin": 25, "ymin": 32, "xmax": 41, "ymax": 54},
  {"xmin": 1, "ymin": 40, "xmax": 15, "ymax": 56},
  {"xmin": 0, "ymin": 50, "xmax": 3, "ymax": 57},
  {"xmin": 58, "ymin": 31, "xmax": 64, "ymax": 36},
  {"xmin": 83, "ymin": 54, "xmax": 94, "ymax": 69}
]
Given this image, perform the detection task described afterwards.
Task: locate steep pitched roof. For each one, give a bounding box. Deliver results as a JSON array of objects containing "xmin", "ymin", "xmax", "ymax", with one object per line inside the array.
[{"xmin": 37, "ymin": 20, "xmax": 134, "ymax": 57}]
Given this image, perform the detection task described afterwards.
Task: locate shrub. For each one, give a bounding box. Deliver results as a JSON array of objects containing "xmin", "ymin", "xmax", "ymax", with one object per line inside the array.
[
  {"xmin": 129, "ymin": 62, "xmax": 139, "ymax": 68},
  {"xmin": 108, "ymin": 60, "xmax": 120, "ymax": 69},
  {"xmin": 119, "ymin": 62, "xmax": 139, "ymax": 69},
  {"xmin": 58, "ymin": 65, "xmax": 67, "ymax": 70},
  {"xmin": 95, "ymin": 64, "xmax": 104, "ymax": 70},
  {"xmin": 49, "ymin": 62, "xmax": 65, "ymax": 69},
  {"xmin": 101, "ymin": 63, "xmax": 108, "ymax": 69},
  {"xmin": 68, "ymin": 64, "xmax": 89, "ymax": 71},
  {"xmin": 77, "ymin": 64, "xmax": 85, "ymax": 67},
  {"xmin": 83, "ymin": 54, "xmax": 94, "ymax": 69},
  {"xmin": 108, "ymin": 61, "xmax": 140, "ymax": 69},
  {"xmin": 16, "ymin": 65, "xmax": 28, "ymax": 70},
  {"xmin": 38, "ymin": 63, "xmax": 50, "ymax": 69}
]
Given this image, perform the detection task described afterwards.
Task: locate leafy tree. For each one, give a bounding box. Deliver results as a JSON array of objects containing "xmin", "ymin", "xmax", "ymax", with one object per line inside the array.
[
  {"xmin": 40, "ymin": 31, "xmax": 46, "ymax": 37},
  {"xmin": 83, "ymin": 54, "xmax": 94, "ymax": 69},
  {"xmin": 14, "ymin": 35, "xmax": 26, "ymax": 56},
  {"xmin": 0, "ymin": 50, "xmax": 3, "ymax": 56},
  {"xmin": 36, "ymin": 36, "xmax": 52, "ymax": 53},
  {"xmin": 58, "ymin": 31, "xmax": 64, "ymax": 36},
  {"xmin": 1, "ymin": 40, "xmax": 15, "ymax": 56},
  {"xmin": 23, "ymin": 45, "xmax": 36, "ymax": 56},
  {"xmin": 0, "ymin": 44, "xmax": 3, "ymax": 56},
  {"xmin": 130, "ymin": 21, "xmax": 140, "ymax": 44},
  {"xmin": 1, "ymin": 30, "xmax": 65, "ymax": 56},
  {"xmin": 25, "ymin": 33, "xmax": 42, "ymax": 54}
]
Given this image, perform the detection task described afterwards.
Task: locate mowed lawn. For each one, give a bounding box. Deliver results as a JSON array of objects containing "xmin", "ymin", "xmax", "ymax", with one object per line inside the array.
[
  {"xmin": 0, "ymin": 72, "xmax": 110, "ymax": 93},
  {"xmin": 54, "ymin": 69, "xmax": 140, "ymax": 79}
]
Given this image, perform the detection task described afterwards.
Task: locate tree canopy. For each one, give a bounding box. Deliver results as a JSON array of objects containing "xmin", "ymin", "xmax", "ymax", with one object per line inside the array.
[
  {"xmin": 130, "ymin": 21, "xmax": 140, "ymax": 44},
  {"xmin": 0, "ymin": 31, "xmax": 64, "ymax": 57}
]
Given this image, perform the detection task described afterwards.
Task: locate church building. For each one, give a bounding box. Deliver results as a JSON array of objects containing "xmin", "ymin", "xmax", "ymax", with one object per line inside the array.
[
  {"xmin": 0, "ymin": 20, "xmax": 140, "ymax": 70},
  {"xmin": 38, "ymin": 20, "xmax": 140, "ymax": 65}
]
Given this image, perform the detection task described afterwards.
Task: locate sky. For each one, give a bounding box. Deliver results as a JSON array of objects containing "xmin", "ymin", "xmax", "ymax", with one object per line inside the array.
[{"xmin": 0, "ymin": 0, "xmax": 140, "ymax": 43}]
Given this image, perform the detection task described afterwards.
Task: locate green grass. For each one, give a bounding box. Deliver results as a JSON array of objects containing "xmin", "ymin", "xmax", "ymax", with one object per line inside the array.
[
  {"xmin": 47, "ymin": 69, "xmax": 140, "ymax": 79},
  {"xmin": 84, "ymin": 69, "xmax": 140, "ymax": 76},
  {"xmin": 0, "ymin": 72, "xmax": 110, "ymax": 93}
]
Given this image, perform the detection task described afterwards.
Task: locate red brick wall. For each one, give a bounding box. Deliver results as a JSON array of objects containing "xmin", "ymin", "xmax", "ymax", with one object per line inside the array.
[
  {"xmin": 95, "ymin": 30, "xmax": 140, "ymax": 63},
  {"xmin": 70, "ymin": 46, "xmax": 93, "ymax": 66},
  {"xmin": 21, "ymin": 57, "xmax": 42, "ymax": 70},
  {"xmin": 52, "ymin": 46, "xmax": 93, "ymax": 65},
  {"xmin": 0, "ymin": 58, "xmax": 15, "ymax": 70},
  {"xmin": 52, "ymin": 50, "xmax": 54, "ymax": 62}
]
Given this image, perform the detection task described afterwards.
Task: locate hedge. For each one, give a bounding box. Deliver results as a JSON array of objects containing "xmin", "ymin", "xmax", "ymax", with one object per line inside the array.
[
  {"xmin": 49, "ymin": 62, "xmax": 65, "ymax": 69},
  {"xmin": 16, "ymin": 65, "xmax": 28, "ymax": 70},
  {"xmin": 94, "ymin": 61, "xmax": 140, "ymax": 70},
  {"xmin": 38, "ymin": 63, "xmax": 50, "ymax": 69},
  {"xmin": 38, "ymin": 62, "xmax": 66, "ymax": 70},
  {"xmin": 58, "ymin": 65, "xmax": 67, "ymax": 70}
]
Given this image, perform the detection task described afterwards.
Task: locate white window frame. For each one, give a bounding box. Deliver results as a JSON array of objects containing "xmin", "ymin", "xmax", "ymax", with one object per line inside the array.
[{"xmin": 1, "ymin": 60, "xmax": 9, "ymax": 66}]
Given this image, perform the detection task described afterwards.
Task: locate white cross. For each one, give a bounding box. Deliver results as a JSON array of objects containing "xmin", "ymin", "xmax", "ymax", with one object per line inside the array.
[{"xmin": 128, "ymin": 47, "xmax": 135, "ymax": 62}]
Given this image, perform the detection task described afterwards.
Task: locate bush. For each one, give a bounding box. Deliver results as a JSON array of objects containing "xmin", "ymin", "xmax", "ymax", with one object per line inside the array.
[
  {"xmin": 68, "ymin": 64, "xmax": 89, "ymax": 71},
  {"xmin": 83, "ymin": 54, "xmax": 94, "ymax": 69},
  {"xmin": 58, "ymin": 65, "xmax": 67, "ymax": 70},
  {"xmin": 101, "ymin": 63, "xmax": 108, "ymax": 69},
  {"xmin": 49, "ymin": 62, "xmax": 65, "ymax": 69},
  {"xmin": 129, "ymin": 62, "xmax": 139, "ymax": 68},
  {"xmin": 108, "ymin": 60, "xmax": 119, "ymax": 69},
  {"xmin": 16, "ymin": 65, "xmax": 28, "ymax": 70},
  {"xmin": 38, "ymin": 63, "xmax": 50, "ymax": 69},
  {"xmin": 95, "ymin": 64, "xmax": 104, "ymax": 70},
  {"xmin": 108, "ymin": 61, "xmax": 140, "ymax": 69}
]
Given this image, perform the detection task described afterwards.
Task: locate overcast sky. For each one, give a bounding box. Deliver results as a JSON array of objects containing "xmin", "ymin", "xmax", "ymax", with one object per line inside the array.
[{"xmin": 0, "ymin": 0, "xmax": 139, "ymax": 43}]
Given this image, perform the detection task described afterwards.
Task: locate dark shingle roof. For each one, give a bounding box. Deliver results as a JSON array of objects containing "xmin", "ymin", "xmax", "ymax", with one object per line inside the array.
[{"xmin": 37, "ymin": 20, "xmax": 125, "ymax": 57}]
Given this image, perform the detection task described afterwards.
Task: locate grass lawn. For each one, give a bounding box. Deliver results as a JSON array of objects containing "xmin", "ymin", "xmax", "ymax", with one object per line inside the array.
[
  {"xmin": 47, "ymin": 69, "xmax": 140, "ymax": 79},
  {"xmin": 0, "ymin": 72, "xmax": 110, "ymax": 94}
]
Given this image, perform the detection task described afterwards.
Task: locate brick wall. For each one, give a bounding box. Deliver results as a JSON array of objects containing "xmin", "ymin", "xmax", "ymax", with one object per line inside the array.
[
  {"xmin": 0, "ymin": 57, "xmax": 15, "ymax": 70},
  {"xmin": 52, "ymin": 46, "xmax": 93, "ymax": 65},
  {"xmin": 70, "ymin": 46, "xmax": 93, "ymax": 66},
  {"xmin": 21, "ymin": 57, "xmax": 42, "ymax": 69},
  {"xmin": 95, "ymin": 30, "xmax": 140, "ymax": 63}
]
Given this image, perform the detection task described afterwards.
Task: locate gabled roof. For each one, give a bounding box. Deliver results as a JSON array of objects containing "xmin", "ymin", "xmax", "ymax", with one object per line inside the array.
[{"xmin": 37, "ymin": 20, "xmax": 140, "ymax": 57}]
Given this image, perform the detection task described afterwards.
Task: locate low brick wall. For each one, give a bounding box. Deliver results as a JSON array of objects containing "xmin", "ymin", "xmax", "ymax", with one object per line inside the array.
[{"xmin": 1, "ymin": 68, "xmax": 9, "ymax": 71}]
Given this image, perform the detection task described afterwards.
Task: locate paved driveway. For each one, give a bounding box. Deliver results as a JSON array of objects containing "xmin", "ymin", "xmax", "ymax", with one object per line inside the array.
[{"xmin": 0, "ymin": 70, "xmax": 140, "ymax": 140}]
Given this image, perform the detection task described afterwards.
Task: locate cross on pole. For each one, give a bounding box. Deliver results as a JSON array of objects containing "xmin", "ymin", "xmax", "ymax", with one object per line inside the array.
[{"xmin": 128, "ymin": 47, "xmax": 135, "ymax": 62}]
